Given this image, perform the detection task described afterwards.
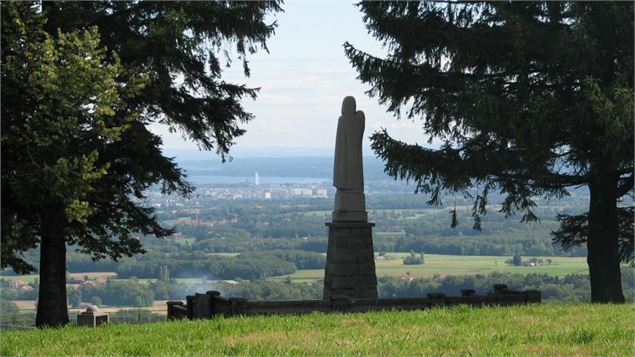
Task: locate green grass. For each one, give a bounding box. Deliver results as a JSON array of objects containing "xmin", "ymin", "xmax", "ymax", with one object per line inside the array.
[
  {"xmin": 273, "ymin": 254, "xmax": 589, "ymax": 282},
  {"xmin": 2, "ymin": 304, "xmax": 632, "ymax": 356}
]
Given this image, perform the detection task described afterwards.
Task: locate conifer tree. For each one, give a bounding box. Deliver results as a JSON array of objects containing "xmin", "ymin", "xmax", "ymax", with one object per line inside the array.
[
  {"xmin": 345, "ymin": 1, "xmax": 633, "ymax": 302},
  {"xmin": 1, "ymin": 1, "xmax": 281, "ymax": 326}
]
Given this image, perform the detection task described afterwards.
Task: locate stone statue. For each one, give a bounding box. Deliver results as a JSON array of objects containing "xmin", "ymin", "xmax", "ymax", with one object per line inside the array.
[
  {"xmin": 332, "ymin": 96, "xmax": 367, "ymax": 222},
  {"xmin": 324, "ymin": 96, "xmax": 377, "ymax": 300}
]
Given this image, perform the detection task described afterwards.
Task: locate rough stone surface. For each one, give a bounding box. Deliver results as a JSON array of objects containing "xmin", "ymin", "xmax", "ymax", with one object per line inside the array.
[{"xmin": 323, "ymin": 221, "xmax": 378, "ymax": 299}]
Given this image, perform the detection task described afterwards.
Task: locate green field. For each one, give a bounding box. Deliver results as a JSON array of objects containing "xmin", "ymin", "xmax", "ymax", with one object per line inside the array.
[
  {"xmin": 3, "ymin": 254, "xmax": 589, "ymax": 286},
  {"xmin": 2, "ymin": 304, "xmax": 632, "ymax": 356},
  {"xmin": 273, "ymin": 254, "xmax": 589, "ymax": 283},
  {"xmin": 0, "ymin": 272, "xmax": 117, "ymax": 285}
]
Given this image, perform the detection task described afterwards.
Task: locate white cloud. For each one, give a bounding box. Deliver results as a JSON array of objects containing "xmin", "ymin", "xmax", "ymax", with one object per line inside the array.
[{"xmin": 157, "ymin": 1, "xmax": 425, "ymax": 153}]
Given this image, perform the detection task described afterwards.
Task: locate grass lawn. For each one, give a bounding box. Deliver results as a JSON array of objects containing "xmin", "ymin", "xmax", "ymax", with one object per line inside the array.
[
  {"xmin": 273, "ymin": 254, "xmax": 589, "ymax": 282},
  {"xmin": 1, "ymin": 304, "xmax": 632, "ymax": 356}
]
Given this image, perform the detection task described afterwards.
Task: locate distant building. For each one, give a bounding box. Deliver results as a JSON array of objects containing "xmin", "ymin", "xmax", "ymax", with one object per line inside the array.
[
  {"xmin": 291, "ymin": 188, "xmax": 313, "ymax": 197},
  {"xmin": 255, "ymin": 171, "xmax": 260, "ymax": 186}
]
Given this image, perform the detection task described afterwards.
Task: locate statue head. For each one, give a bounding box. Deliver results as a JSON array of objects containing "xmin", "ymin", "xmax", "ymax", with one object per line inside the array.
[{"xmin": 341, "ymin": 96, "xmax": 356, "ymax": 115}]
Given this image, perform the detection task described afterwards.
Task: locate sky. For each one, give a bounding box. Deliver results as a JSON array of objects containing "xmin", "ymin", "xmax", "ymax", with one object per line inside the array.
[{"xmin": 154, "ymin": 1, "xmax": 428, "ymax": 159}]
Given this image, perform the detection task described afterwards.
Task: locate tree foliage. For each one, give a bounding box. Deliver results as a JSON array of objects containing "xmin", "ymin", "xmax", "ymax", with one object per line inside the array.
[
  {"xmin": 2, "ymin": 0, "xmax": 281, "ymax": 273},
  {"xmin": 345, "ymin": 1, "xmax": 633, "ymax": 301},
  {"xmin": 41, "ymin": 1, "xmax": 281, "ymax": 157},
  {"xmin": 552, "ymin": 207, "xmax": 634, "ymax": 264},
  {"xmin": 1, "ymin": 1, "xmax": 281, "ymax": 326},
  {"xmin": 2, "ymin": 2, "xmax": 147, "ymax": 273}
]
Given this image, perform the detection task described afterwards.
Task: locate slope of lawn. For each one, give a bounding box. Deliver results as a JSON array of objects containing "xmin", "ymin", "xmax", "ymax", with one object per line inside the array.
[{"xmin": 2, "ymin": 303, "xmax": 633, "ymax": 356}]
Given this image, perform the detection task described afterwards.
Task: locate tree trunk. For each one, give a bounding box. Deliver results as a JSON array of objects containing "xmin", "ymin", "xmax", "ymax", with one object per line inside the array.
[
  {"xmin": 36, "ymin": 206, "xmax": 69, "ymax": 327},
  {"xmin": 586, "ymin": 168, "xmax": 624, "ymax": 303}
]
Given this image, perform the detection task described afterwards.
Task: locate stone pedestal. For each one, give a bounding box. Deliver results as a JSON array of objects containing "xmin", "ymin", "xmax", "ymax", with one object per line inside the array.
[
  {"xmin": 323, "ymin": 221, "xmax": 378, "ymax": 300},
  {"xmin": 77, "ymin": 305, "xmax": 108, "ymax": 327}
]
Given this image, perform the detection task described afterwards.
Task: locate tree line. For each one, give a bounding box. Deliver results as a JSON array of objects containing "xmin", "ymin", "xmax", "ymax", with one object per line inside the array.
[
  {"xmin": 114, "ymin": 250, "xmax": 325, "ymax": 280},
  {"xmin": 379, "ymin": 268, "xmax": 635, "ymax": 303},
  {"xmin": 6, "ymin": 270, "xmax": 633, "ymax": 308}
]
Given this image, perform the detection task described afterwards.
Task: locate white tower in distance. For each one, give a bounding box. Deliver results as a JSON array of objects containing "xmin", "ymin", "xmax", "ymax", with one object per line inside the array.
[{"xmin": 254, "ymin": 171, "xmax": 260, "ymax": 186}]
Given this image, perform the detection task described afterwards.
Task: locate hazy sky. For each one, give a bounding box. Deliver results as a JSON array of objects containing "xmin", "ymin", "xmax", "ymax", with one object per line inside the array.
[{"xmin": 154, "ymin": 1, "xmax": 428, "ymax": 157}]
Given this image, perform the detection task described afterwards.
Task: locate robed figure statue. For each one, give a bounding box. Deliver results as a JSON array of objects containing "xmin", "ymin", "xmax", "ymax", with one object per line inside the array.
[
  {"xmin": 332, "ymin": 96, "xmax": 367, "ymax": 222},
  {"xmin": 324, "ymin": 95, "xmax": 377, "ymax": 300}
]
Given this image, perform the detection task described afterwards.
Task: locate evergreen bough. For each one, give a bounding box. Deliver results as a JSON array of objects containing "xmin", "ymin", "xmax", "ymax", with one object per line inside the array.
[
  {"xmin": 1, "ymin": 1, "xmax": 281, "ymax": 326},
  {"xmin": 345, "ymin": 1, "xmax": 633, "ymax": 302}
]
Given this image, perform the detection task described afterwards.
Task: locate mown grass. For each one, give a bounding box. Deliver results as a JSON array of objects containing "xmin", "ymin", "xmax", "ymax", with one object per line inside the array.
[{"xmin": 2, "ymin": 303, "xmax": 632, "ymax": 356}]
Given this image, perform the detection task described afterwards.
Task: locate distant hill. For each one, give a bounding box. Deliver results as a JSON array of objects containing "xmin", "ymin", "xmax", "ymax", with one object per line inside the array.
[{"xmin": 176, "ymin": 156, "xmax": 392, "ymax": 181}]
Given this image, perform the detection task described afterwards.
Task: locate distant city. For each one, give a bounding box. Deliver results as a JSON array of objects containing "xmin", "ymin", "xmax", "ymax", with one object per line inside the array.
[{"xmin": 148, "ymin": 178, "xmax": 331, "ymax": 202}]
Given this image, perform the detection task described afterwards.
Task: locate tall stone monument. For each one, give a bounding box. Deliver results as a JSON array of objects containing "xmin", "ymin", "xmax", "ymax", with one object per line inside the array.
[{"xmin": 323, "ymin": 96, "xmax": 378, "ymax": 300}]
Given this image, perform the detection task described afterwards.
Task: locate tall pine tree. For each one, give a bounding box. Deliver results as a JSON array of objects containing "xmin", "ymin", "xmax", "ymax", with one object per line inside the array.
[
  {"xmin": 345, "ymin": 2, "xmax": 633, "ymax": 302},
  {"xmin": 1, "ymin": 1, "xmax": 281, "ymax": 326}
]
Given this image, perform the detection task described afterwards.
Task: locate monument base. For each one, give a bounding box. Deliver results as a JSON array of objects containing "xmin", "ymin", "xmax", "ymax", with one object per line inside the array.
[{"xmin": 323, "ymin": 221, "xmax": 378, "ymax": 300}]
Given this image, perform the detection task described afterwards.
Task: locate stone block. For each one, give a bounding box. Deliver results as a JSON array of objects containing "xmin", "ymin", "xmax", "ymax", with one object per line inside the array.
[
  {"xmin": 76, "ymin": 305, "xmax": 108, "ymax": 327},
  {"xmin": 323, "ymin": 221, "xmax": 378, "ymax": 300},
  {"xmin": 191, "ymin": 293, "xmax": 212, "ymax": 318}
]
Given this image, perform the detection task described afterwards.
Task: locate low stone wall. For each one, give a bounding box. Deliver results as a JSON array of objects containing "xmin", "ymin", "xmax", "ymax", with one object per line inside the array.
[
  {"xmin": 166, "ymin": 301, "xmax": 188, "ymax": 320},
  {"xmin": 167, "ymin": 285, "xmax": 541, "ymax": 320}
]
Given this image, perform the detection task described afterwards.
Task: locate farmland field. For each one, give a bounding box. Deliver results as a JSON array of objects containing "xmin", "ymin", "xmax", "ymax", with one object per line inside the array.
[
  {"xmin": 2, "ymin": 254, "xmax": 590, "ymax": 286},
  {"xmin": 5, "ymin": 300, "xmax": 170, "ymax": 315},
  {"xmin": 272, "ymin": 254, "xmax": 589, "ymax": 283},
  {"xmin": 1, "ymin": 272, "xmax": 117, "ymax": 284}
]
